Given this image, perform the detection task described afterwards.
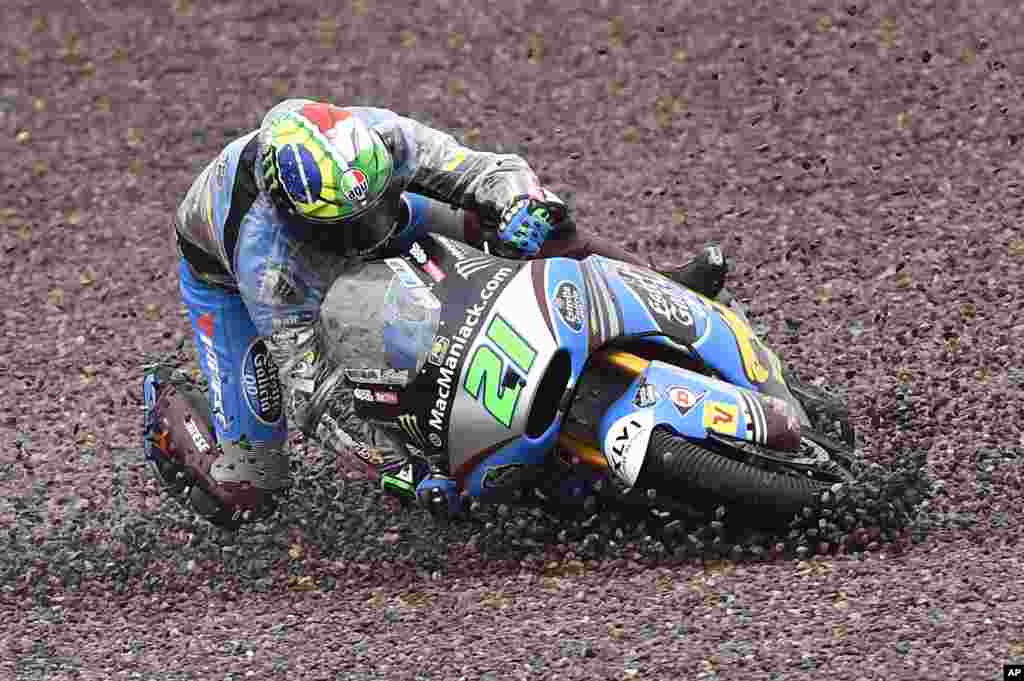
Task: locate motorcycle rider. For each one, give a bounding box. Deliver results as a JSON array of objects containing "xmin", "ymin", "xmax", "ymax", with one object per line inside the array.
[{"xmin": 144, "ymin": 98, "xmax": 728, "ymax": 527}]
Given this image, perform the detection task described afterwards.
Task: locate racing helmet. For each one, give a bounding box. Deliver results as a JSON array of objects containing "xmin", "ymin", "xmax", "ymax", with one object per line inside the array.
[{"xmin": 257, "ymin": 100, "xmax": 402, "ymax": 258}]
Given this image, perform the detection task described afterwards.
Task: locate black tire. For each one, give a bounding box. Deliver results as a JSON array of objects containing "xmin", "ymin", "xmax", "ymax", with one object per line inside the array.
[{"xmin": 635, "ymin": 427, "xmax": 830, "ymax": 517}]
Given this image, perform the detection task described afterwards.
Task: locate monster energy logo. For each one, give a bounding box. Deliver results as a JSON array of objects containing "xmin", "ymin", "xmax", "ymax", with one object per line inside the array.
[
  {"xmin": 455, "ymin": 256, "xmax": 495, "ymax": 279},
  {"xmin": 397, "ymin": 414, "xmax": 427, "ymax": 448}
]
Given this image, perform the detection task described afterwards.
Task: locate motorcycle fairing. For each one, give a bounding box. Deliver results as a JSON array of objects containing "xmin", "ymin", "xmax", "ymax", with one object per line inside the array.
[
  {"xmin": 538, "ymin": 257, "xmax": 590, "ymax": 378},
  {"xmin": 461, "ymin": 428, "xmax": 562, "ymax": 496},
  {"xmin": 379, "ymin": 237, "xmax": 525, "ymax": 448},
  {"xmin": 596, "ymin": 360, "xmax": 802, "ymax": 485},
  {"xmin": 359, "ymin": 242, "xmax": 590, "ymax": 478},
  {"xmin": 587, "ymin": 256, "xmax": 793, "ymax": 403},
  {"xmin": 328, "ymin": 236, "xmax": 807, "ymax": 492},
  {"xmin": 591, "ymin": 257, "xmax": 712, "ymax": 348},
  {"xmin": 440, "ymin": 263, "xmax": 567, "ymax": 474},
  {"xmin": 441, "ymin": 257, "xmax": 592, "ymax": 487}
]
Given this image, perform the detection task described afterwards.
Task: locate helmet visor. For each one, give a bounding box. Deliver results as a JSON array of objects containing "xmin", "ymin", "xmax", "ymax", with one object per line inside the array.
[{"xmin": 294, "ymin": 182, "xmax": 405, "ymax": 259}]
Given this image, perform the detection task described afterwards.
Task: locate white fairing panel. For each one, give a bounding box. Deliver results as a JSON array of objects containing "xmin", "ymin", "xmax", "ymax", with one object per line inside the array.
[
  {"xmin": 445, "ymin": 267, "xmax": 558, "ymax": 471},
  {"xmin": 602, "ymin": 409, "xmax": 655, "ymax": 486}
]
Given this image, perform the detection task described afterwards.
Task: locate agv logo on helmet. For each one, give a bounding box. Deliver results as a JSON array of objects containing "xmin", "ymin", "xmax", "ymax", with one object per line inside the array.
[{"xmin": 341, "ymin": 168, "xmax": 369, "ymax": 202}]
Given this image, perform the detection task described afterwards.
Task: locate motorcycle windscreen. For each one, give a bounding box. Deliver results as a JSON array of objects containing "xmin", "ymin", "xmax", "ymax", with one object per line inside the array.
[{"xmin": 319, "ymin": 259, "xmax": 441, "ymax": 376}]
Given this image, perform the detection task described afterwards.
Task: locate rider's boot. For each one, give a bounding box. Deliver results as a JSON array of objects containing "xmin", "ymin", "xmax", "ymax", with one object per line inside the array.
[
  {"xmin": 657, "ymin": 244, "xmax": 729, "ymax": 300},
  {"xmin": 530, "ymin": 220, "xmax": 730, "ymax": 300},
  {"xmin": 144, "ymin": 364, "xmax": 289, "ymax": 528},
  {"xmin": 143, "ymin": 365, "xmax": 192, "ymax": 494}
]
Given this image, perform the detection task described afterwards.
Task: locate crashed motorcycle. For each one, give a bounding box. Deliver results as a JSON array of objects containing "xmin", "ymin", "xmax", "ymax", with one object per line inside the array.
[{"xmin": 316, "ymin": 234, "xmax": 858, "ymax": 521}]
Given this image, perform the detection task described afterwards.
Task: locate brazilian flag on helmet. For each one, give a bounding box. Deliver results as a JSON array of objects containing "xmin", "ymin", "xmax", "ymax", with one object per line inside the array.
[{"xmin": 260, "ymin": 101, "xmax": 393, "ymax": 223}]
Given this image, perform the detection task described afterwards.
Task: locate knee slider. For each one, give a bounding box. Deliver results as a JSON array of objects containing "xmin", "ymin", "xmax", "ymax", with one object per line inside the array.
[{"xmin": 156, "ymin": 381, "xmax": 219, "ymax": 463}]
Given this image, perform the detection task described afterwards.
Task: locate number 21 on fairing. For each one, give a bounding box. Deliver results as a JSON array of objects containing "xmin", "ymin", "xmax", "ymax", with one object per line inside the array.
[{"xmin": 463, "ymin": 316, "xmax": 536, "ymax": 428}]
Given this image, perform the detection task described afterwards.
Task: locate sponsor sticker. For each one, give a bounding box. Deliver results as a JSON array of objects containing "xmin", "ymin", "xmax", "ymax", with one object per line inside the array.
[
  {"xmin": 428, "ymin": 266, "xmax": 515, "ymax": 435},
  {"xmin": 616, "ymin": 264, "xmax": 697, "ymax": 329},
  {"xmin": 196, "ymin": 314, "xmax": 228, "ymax": 430},
  {"xmin": 353, "ymin": 388, "xmax": 374, "ymax": 401},
  {"xmin": 374, "ymin": 390, "xmax": 399, "ymax": 405},
  {"xmin": 197, "ymin": 312, "xmax": 215, "ymax": 338},
  {"xmin": 428, "ymin": 432, "xmax": 442, "ymax": 447},
  {"xmin": 428, "ymin": 336, "xmax": 450, "ymax": 366},
  {"xmin": 553, "ymin": 280, "xmax": 584, "ymax": 333},
  {"xmin": 397, "ymin": 414, "xmax": 429, "ymax": 448},
  {"xmin": 423, "ymin": 260, "xmax": 446, "ymax": 282},
  {"xmin": 341, "ymin": 168, "xmax": 368, "ymax": 202},
  {"xmin": 184, "ymin": 417, "xmax": 211, "ymax": 453},
  {"xmin": 668, "ymin": 386, "xmax": 704, "ymax": 416},
  {"xmin": 454, "ymin": 255, "xmax": 495, "ymax": 279},
  {"xmin": 633, "ymin": 382, "xmax": 659, "ymax": 408},
  {"xmin": 435, "ymin": 235, "xmax": 468, "ymax": 261},
  {"xmin": 345, "ymin": 368, "xmax": 410, "ymax": 385},
  {"xmin": 241, "ymin": 339, "xmax": 283, "ymax": 425},
  {"xmin": 603, "ymin": 409, "xmax": 655, "ymax": 485},
  {"xmin": 702, "ymin": 400, "xmax": 739, "ymax": 437},
  {"xmin": 271, "ymin": 310, "xmax": 316, "ymax": 331},
  {"xmin": 385, "ymin": 258, "xmax": 424, "ymax": 289},
  {"xmin": 408, "ymin": 242, "xmax": 428, "ymax": 265}
]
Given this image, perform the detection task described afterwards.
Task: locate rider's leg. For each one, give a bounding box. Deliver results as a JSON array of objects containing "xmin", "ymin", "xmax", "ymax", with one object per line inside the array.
[
  {"xmin": 143, "ymin": 259, "xmax": 291, "ymax": 527},
  {"xmin": 534, "ymin": 221, "xmax": 729, "ymax": 300},
  {"xmin": 422, "ymin": 197, "xmax": 729, "ymax": 300}
]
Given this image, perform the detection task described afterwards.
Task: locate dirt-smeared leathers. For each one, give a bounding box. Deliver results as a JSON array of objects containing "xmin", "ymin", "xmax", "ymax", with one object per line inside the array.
[{"xmin": 2, "ymin": 0, "xmax": 1024, "ymax": 679}]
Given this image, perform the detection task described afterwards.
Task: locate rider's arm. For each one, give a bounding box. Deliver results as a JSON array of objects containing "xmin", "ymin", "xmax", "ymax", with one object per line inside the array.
[
  {"xmin": 173, "ymin": 131, "xmax": 262, "ymax": 289},
  {"xmin": 386, "ymin": 192, "xmax": 488, "ymax": 253},
  {"xmin": 349, "ymin": 107, "xmax": 552, "ymax": 241}
]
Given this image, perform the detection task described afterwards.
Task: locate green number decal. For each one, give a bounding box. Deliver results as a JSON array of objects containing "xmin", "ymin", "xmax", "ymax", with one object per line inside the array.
[
  {"xmin": 464, "ymin": 346, "xmax": 523, "ymax": 427},
  {"xmin": 486, "ymin": 316, "xmax": 536, "ymax": 372},
  {"xmin": 463, "ymin": 315, "xmax": 536, "ymax": 428}
]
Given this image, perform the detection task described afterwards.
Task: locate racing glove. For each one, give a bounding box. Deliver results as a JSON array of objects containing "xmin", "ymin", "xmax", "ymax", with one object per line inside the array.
[{"xmin": 496, "ymin": 193, "xmax": 563, "ymax": 257}]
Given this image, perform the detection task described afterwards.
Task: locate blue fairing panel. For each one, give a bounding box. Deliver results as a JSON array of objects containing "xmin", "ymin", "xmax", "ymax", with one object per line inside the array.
[
  {"xmin": 464, "ymin": 428, "xmax": 560, "ymax": 497},
  {"xmin": 596, "ymin": 359, "xmax": 802, "ymax": 485},
  {"xmin": 543, "ymin": 257, "xmax": 590, "ymax": 379}
]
